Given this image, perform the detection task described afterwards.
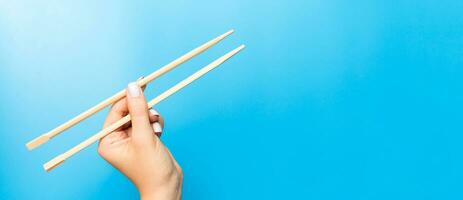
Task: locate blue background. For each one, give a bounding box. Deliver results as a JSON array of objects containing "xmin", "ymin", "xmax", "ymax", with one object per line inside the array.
[{"xmin": 1, "ymin": 1, "xmax": 462, "ymax": 199}]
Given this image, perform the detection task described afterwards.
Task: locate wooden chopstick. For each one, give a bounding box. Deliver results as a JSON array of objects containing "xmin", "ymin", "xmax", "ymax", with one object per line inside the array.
[
  {"xmin": 43, "ymin": 45, "xmax": 246, "ymax": 171},
  {"xmin": 26, "ymin": 30, "xmax": 234, "ymax": 150}
]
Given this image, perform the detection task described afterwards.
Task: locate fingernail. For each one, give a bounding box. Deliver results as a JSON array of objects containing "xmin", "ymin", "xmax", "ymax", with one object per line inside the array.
[
  {"xmin": 137, "ymin": 76, "xmax": 144, "ymax": 81},
  {"xmin": 127, "ymin": 82, "xmax": 141, "ymax": 97},
  {"xmin": 152, "ymin": 122, "xmax": 163, "ymax": 133},
  {"xmin": 150, "ymin": 109, "xmax": 160, "ymax": 116}
]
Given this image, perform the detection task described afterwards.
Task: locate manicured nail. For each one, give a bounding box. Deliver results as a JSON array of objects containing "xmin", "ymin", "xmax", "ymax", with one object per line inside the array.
[
  {"xmin": 150, "ymin": 109, "xmax": 160, "ymax": 116},
  {"xmin": 152, "ymin": 122, "xmax": 163, "ymax": 133},
  {"xmin": 127, "ymin": 82, "xmax": 141, "ymax": 97}
]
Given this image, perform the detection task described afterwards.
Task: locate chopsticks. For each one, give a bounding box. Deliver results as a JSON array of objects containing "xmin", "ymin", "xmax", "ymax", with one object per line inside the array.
[
  {"xmin": 26, "ymin": 30, "xmax": 245, "ymax": 171},
  {"xmin": 26, "ymin": 30, "xmax": 235, "ymax": 150},
  {"xmin": 44, "ymin": 44, "xmax": 245, "ymax": 171}
]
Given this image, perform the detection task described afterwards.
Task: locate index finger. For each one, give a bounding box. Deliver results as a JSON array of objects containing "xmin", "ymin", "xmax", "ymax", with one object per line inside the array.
[{"xmin": 103, "ymin": 97, "xmax": 128, "ymax": 128}]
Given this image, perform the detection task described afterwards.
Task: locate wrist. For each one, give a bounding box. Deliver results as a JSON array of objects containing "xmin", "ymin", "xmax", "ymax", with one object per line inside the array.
[
  {"xmin": 139, "ymin": 176, "xmax": 183, "ymax": 200},
  {"xmin": 140, "ymin": 185, "xmax": 181, "ymax": 200}
]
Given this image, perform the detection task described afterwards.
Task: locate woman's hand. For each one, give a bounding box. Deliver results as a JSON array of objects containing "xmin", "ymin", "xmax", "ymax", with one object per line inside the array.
[{"xmin": 98, "ymin": 82, "xmax": 183, "ymax": 200}]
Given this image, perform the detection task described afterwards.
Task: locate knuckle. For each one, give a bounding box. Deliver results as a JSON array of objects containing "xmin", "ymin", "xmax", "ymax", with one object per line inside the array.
[
  {"xmin": 176, "ymin": 166, "xmax": 183, "ymax": 177},
  {"xmin": 97, "ymin": 147, "xmax": 105, "ymax": 157}
]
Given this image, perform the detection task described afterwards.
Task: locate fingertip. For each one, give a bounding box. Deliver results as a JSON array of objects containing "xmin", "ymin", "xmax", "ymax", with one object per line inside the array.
[
  {"xmin": 149, "ymin": 109, "xmax": 160, "ymax": 116},
  {"xmin": 127, "ymin": 82, "xmax": 142, "ymax": 98},
  {"xmin": 151, "ymin": 122, "xmax": 163, "ymax": 138},
  {"xmin": 152, "ymin": 122, "xmax": 163, "ymax": 133},
  {"xmin": 148, "ymin": 109, "xmax": 161, "ymax": 123}
]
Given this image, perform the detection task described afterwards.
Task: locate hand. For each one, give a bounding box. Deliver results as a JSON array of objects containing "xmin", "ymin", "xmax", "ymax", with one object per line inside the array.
[{"xmin": 98, "ymin": 82, "xmax": 183, "ymax": 200}]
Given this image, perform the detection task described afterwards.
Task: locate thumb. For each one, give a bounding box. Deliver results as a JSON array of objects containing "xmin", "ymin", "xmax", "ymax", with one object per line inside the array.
[{"xmin": 126, "ymin": 82, "xmax": 154, "ymax": 143}]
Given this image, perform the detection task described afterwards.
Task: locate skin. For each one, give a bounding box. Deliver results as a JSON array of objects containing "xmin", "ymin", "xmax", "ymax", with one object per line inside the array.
[{"xmin": 98, "ymin": 83, "xmax": 183, "ymax": 200}]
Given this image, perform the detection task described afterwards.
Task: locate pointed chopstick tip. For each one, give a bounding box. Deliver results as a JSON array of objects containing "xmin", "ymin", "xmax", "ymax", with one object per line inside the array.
[
  {"xmin": 219, "ymin": 29, "xmax": 235, "ymax": 39},
  {"xmin": 229, "ymin": 44, "xmax": 246, "ymax": 55},
  {"xmin": 237, "ymin": 44, "xmax": 246, "ymax": 50}
]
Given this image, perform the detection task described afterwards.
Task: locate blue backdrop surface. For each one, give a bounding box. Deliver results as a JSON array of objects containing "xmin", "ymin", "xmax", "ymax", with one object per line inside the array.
[{"xmin": 1, "ymin": 1, "xmax": 462, "ymax": 199}]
